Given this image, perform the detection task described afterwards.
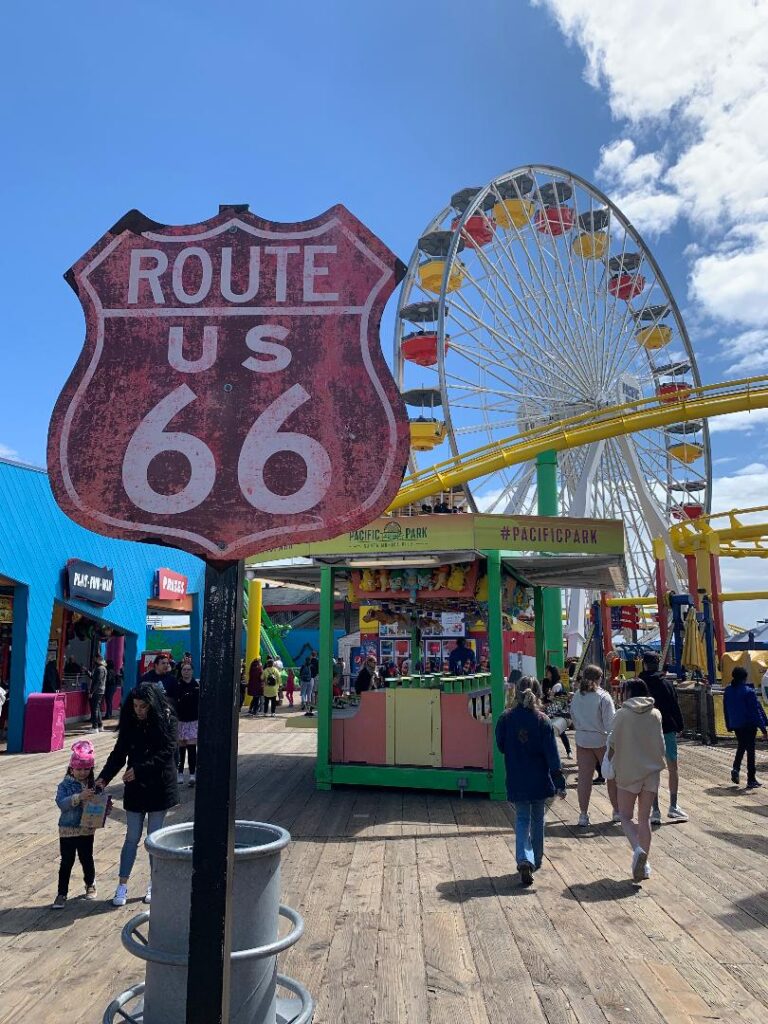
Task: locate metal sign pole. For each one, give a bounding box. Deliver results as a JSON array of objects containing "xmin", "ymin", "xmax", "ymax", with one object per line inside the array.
[{"xmin": 186, "ymin": 559, "xmax": 244, "ymax": 1024}]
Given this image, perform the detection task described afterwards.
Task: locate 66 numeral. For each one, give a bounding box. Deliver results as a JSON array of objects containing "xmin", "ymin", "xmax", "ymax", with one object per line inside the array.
[{"xmin": 122, "ymin": 383, "xmax": 332, "ymax": 516}]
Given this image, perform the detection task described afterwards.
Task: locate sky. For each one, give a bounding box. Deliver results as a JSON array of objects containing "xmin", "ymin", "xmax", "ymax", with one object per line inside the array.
[{"xmin": 2, "ymin": 0, "xmax": 768, "ymax": 626}]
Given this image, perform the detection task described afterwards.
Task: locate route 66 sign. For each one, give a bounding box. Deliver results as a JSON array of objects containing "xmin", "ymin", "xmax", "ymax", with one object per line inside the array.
[{"xmin": 48, "ymin": 205, "xmax": 410, "ymax": 561}]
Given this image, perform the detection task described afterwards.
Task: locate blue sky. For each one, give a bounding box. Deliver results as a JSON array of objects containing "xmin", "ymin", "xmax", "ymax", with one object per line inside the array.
[{"xmin": 3, "ymin": 1, "xmax": 768, "ymax": 624}]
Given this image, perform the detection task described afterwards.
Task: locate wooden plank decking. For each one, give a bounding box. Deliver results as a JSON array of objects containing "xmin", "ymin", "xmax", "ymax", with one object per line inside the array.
[{"xmin": 1, "ymin": 715, "xmax": 767, "ymax": 1023}]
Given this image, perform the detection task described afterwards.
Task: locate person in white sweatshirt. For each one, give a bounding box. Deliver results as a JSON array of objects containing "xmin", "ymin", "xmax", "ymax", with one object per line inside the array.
[
  {"xmin": 569, "ymin": 664, "xmax": 619, "ymax": 828},
  {"xmin": 607, "ymin": 678, "xmax": 666, "ymax": 883}
]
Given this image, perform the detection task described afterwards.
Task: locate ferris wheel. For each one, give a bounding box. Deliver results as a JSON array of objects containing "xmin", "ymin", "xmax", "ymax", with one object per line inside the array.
[{"xmin": 394, "ymin": 165, "xmax": 711, "ymax": 644}]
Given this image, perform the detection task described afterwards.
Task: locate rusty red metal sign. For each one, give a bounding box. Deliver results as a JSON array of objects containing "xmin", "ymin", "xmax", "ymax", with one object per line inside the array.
[{"xmin": 48, "ymin": 205, "xmax": 410, "ymax": 561}]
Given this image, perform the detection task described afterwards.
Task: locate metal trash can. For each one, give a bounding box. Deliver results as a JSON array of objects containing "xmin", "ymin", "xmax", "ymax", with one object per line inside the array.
[{"xmin": 103, "ymin": 821, "xmax": 313, "ymax": 1024}]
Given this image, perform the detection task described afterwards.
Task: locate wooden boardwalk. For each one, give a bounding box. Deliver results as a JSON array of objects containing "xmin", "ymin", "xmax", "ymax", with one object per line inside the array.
[{"xmin": 1, "ymin": 715, "xmax": 767, "ymax": 1023}]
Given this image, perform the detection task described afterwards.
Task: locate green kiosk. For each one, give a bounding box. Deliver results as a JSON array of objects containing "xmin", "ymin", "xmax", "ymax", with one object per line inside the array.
[{"xmin": 248, "ymin": 513, "xmax": 625, "ymax": 799}]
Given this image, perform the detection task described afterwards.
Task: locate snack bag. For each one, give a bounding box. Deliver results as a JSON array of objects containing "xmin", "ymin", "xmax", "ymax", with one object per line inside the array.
[{"xmin": 80, "ymin": 792, "xmax": 112, "ymax": 830}]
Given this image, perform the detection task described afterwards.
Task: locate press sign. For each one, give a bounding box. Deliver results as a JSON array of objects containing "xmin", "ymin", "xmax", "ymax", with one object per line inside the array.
[{"xmin": 156, "ymin": 568, "xmax": 188, "ymax": 600}]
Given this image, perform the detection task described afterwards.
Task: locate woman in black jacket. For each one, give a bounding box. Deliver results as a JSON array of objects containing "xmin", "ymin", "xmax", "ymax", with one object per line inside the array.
[
  {"xmin": 176, "ymin": 662, "xmax": 200, "ymax": 785},
  {"xmin": 95, "ymin": 683, "xmax": 178, "ymax": 907}
]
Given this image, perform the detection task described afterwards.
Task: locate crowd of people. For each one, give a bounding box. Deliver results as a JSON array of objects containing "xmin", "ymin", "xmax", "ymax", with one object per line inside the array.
[
  {"xmin": 497, "ymin": 654, "xmax": 767, "ymax": 888},
  {"xmin": 50, "ymin": 646, "xmax": 767, "ymax": 906}
]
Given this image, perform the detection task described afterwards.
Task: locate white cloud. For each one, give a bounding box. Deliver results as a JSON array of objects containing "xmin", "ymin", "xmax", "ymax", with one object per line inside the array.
[
  {"xmin": 718, "ymin": 328, "xmax": 768, "ymax": 376},
  {"xmin": 595, "ymin": 139, "xmax": 681, "ymax": 235},
  {"xmin": 708, "ymin": 409, "xmax": 768, "ymax": 434},
  {"xmin": 690, "ymin": 226, "xmax": 768, "ymax": 328},
  {"xmin": 0, "ymin": 443, "xmax": 18, "ymax": 460},
  {"xmin": 535, "ymin": 0, "xmax": 768, "ymax": 325}
]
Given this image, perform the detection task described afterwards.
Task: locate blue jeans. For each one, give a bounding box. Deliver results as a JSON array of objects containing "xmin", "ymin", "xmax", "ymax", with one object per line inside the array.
[
  {"xmin": 514, "ymin": 800, "xmax": 546, "ymax": 869},
  {"xmin": 119, "ymin": 810, "xmax": 167, "ymax": 880}
]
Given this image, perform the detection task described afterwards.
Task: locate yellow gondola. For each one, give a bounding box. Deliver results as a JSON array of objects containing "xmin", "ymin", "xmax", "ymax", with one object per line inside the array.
[
  {"xmin": 636, "ymin": 325, "xmax": 672, "ymax": 350},
  {"xmin": 572, "ymin": 231, "xmax": 608, "ymax": 259},
  {"xmin": 668, "ymin": 442, "xmax": 704, "ymax": 464},
  {"xmin": 409, "ymin": 419, "xmax": 447, "ymax": 452},
  {"xmin": 418, "ymin": 259, "xmax": 464, "ymax": 294},
  {"xmin": 492, "ymin": 198, "xmax": 535, "ymax": 230}
]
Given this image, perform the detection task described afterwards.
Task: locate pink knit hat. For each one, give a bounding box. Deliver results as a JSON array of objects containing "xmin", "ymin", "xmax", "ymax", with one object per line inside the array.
[{"xmin": 69, "ymin": 739, "xmax": 95, "ymax": 771}]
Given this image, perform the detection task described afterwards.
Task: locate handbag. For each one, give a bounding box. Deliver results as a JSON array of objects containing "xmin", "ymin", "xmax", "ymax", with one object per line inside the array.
[{"xmin": 601, "ymin": 750, "xmax": 615, "ymax": 781}]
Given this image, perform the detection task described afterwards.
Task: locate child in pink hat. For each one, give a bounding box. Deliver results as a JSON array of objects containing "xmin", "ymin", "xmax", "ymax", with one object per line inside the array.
[{"xmin": 52, "ymin": 740, "xmax": 99, "ymax": 909}]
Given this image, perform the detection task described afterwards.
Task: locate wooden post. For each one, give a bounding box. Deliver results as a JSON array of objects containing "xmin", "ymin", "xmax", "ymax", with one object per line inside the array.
[
  {"xmin": 315, "ymin": 565, "xmax": 334, "ymax": 790},
  {"xmin": 186, "ymin": 560, "xmax": 244, "ymax": 1024}
]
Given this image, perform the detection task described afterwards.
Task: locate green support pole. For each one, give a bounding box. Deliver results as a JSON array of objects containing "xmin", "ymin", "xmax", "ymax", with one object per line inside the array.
[
  {"xmin": 534, "ymin": 587, "xmax": 546, "ymax": 680},
  {"xmin": 537, "ymin": 449, "xmax": 564, "ymax": 669},
  {"xmin": 484, "ymin": 551, "xmax": 507, "ymax": 801},
  {"xmin": 315, "ymin": 565, "xmax": 334, "ymax": 790}
]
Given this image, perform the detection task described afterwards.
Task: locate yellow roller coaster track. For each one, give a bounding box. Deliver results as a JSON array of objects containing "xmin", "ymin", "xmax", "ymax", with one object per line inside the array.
[
  {"xmin": 669, "ymin": 505, "xmax": 768, "ymax": 558},
  {"xmin": 389, "ymin": 374, "xmax": 768, "ymax": 519}
]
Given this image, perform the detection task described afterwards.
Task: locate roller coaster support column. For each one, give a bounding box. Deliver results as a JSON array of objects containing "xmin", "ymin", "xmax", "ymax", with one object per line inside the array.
[
  {"xmin": 537, "ymin": 450, "xmax": 564, "ymax": 668},
  {"xmin": 707, "ymin": 535, "xmax": 726, "ymax": 664},
  {"xmin": 652, "ymin": 538, "xmax": 669, "ymax": 654},
  {"xmin": 686, "ymin": 555, "xmax": 700, "ymax": 610},
  {"xmin": 245, "ymin": 579, "xmax": 262, "ymax": 695},
  {"xmin": 702, "ymin": 596, "xmax": 718, "ymax": 686},
  {"xmin": 600, "ymin": 593, "xmax": 612, "ymax": 662},
  {"xmin": 669, "ymin": 594, "xmax": 691, "ymax": 680}
]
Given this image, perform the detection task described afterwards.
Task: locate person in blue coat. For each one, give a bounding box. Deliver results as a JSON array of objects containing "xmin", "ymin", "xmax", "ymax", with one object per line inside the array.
[
  {"xmin": 495, "ymin": 676, "xmax": 566, "ymax": 886},
  {"xmin": 723, "ymin": 667, "xmax": 768, "ymax": 789}
]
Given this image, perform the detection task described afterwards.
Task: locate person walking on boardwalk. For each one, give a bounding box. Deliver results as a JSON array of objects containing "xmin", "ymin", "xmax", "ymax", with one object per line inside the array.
[
  {"xmin": 175, "ymin": 662, "xmax": 200, "ymax": 785},
  {"xmin": 89, "ymin": 655, "xmax": 107, "ymax": 733},
  {"xmin": 299, "ymin": 657, "xmax": 314, "ymax": 714},
  {"xmin": 94, "ymin": 683, "xmax": 178, "ymax": 908},
  {"xmin": 495, "ymin": 676, "xmax": 566, "ymax": 887},
  {"xmin": 542, "ymin": 664, "xmax": 572, "ymax": 758},
  {"xmin": 607, "ymin": 678, "xmax": 667, "ymax": 882},
  {"xmin": 723, "ymin": 666, "xmax": 768, "ymax": 789},
  {"xmin": 639, "ymin": 653, "xmax": 688, "ymax": 823},
  {"xmin": 262, "ymin": 658, "xmax": 281, "ymax": 717},
  {"xmin": 569, "ymin": 664, "xmax": 620, "ymax": 828},
  {"xmin": 52, "ymin": 740, "xmax": 100, "ymax": 908},
  {"xmin": 246, "ymin": 657, "xmax": 263, "ymax": 716}
]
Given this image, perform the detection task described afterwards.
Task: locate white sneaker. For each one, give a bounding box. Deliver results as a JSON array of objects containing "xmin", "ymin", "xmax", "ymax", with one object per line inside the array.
[
  {"xmin": 650, "ymin": 808, "xmax": 662, "ymax": 825},
  {"xmin": 177, "ymin": 772, "xmax": 184, "ymax": 785},
  {"xmin": 578, "ymin": 813, "xmax": 590, "ymax": 828},
  {"xmin": 631, "ymin": 847, "xmax": 647, "ymax": 882},
  {"xmin": 643, "ymin": 863, "xmax": 652, "ymax": 880},
  {"xmin": 189, "ymin": 773, "xmax": 196, "ymax": 786},
  {"xmin": 611, "ymin": 811, "xmax": 622, "ymax": 824},
  {"xmin": 112, "ymin": 883, "xmax": 128, "ymax": 907},
  {"xmin": 667, "ymin": 805, "xmax": 688, "ymax": 821},
  {"xmin": 143, "ymin": 885, "xmax": 152, "ymax": 905}
]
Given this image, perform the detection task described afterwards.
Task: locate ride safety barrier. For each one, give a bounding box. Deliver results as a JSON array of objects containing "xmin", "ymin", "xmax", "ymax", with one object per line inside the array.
[
  {"xmin": 670, "ymin": 504, "xmax": 768, "ymax": 558},
  {"xmin": 390, "ymin": 374, "xmax": 768, "ymax": 511}
]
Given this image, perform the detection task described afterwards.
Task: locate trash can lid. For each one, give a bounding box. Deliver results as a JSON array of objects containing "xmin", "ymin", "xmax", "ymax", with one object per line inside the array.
[{"xmin": 145, "ymin": 820, "xmax": 291, "ymax": 860}]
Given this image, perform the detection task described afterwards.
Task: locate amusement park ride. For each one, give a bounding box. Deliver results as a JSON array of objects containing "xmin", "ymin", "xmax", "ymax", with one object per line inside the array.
[{"xmin": 244, "ymin": 164, "xmax": 768, "ymax": 796}]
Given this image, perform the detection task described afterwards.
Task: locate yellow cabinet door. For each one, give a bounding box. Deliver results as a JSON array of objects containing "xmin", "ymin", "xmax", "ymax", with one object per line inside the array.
[{"xmin": 393, "ymin": 689, "xmax": 442, "ymax": 767}]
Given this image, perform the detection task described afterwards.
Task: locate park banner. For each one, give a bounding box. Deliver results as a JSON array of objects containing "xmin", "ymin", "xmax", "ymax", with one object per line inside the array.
[{"xmin": 248, "ymin": 513, "xmax": 624, "ymax": 562}]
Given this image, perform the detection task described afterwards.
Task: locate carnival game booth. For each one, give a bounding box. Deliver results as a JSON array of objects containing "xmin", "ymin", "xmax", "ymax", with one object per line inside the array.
[{"xmin": 248, "ymin": 512, "xmax": 626, "ymax": 799}]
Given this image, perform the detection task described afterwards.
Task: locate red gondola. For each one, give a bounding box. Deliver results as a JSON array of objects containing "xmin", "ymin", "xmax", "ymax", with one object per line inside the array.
[
  {"xmin": 401, "ymin": 331, "xmax": 450, "ymax": 367},
  {"xmin": 609, "ymin": 273, "xmax": 646, "ymax": 301},
  {"xmin": 534, "ymin": 206, "xmax": 575, "ymax": 236},
  {"xmin": 657, "ymin": 382, "xmax": 692, "ymax": 403},
  {"xmin": 451, "ymin": 214, "xmax": 495, "ymax": 247}
]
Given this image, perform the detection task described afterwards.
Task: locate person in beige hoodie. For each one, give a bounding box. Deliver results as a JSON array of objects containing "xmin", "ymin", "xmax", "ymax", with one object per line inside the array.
[{"xmin": 607, "ymin": 678, "xmax": 666, "ymax": 883}]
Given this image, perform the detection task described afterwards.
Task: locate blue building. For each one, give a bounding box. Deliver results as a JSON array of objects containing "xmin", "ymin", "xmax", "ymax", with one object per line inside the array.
[{"xmin": 0, "ymin": 458, "xmax": 205, "ymax": 753}]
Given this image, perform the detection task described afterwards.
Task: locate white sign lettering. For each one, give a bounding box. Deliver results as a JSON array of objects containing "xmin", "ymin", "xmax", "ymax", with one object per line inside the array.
[{"xmin": 126, "ymin": 244, "xmax": 339, "ymax": 306}]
